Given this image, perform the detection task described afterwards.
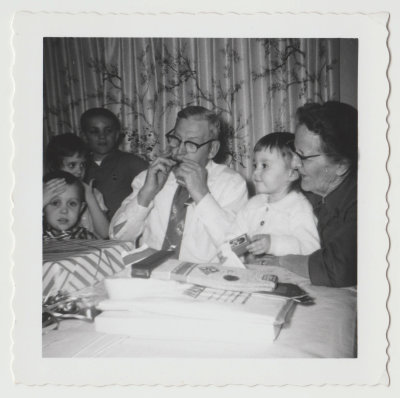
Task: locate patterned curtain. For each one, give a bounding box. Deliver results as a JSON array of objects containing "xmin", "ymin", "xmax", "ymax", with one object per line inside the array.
[{"xmin": 43, "ymin": 37, "xmax": 340, "ymax": 180}]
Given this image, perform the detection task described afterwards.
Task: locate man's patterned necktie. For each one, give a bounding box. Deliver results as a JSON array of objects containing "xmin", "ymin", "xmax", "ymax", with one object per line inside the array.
[{"xmin": 161, "ymin": 184, "xmax": 191, "ymax": 258}]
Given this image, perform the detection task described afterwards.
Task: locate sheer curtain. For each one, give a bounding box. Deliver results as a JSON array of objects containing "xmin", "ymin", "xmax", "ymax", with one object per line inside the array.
[{"xmin": 43, "ymin": 37, "xmax": 340, "ymax": 179}]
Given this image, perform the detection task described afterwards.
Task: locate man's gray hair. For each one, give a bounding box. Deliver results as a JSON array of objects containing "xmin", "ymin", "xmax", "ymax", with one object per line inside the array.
[{"xmin": 176, "ymin": 106, "xmax": 220, "ymax": 140}]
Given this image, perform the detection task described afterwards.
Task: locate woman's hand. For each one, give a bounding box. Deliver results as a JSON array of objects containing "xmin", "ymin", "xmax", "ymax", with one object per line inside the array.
[
  {"xmin": 247, "ymin": 234, "xmax": 271, "ymax": 256},
  {"xmin": 43, "ymin": 178, "xmax": 66, "ymax": 207}
]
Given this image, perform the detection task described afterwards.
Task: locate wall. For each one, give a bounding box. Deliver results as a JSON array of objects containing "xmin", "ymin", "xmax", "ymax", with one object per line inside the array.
[{"xmin": 340, "ymin": 39, "xmax": 358, "ymax": 109}]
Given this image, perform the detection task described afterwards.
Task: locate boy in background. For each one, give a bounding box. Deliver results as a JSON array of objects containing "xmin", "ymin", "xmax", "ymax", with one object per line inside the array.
[
  {"xmin": 43, "ymin": 171, "xmax": 96, "ymax": 241},
  {"xmin": 82, "ymin": 108, "xmax": 148, "ymax": 218}
]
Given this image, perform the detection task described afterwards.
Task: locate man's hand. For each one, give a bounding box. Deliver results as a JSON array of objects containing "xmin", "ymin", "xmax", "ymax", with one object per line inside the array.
[
  {"xmin": 137, "ymin": 157, "xmax": 176, "ymax": 207},
  {"xmin": 43, "ymin": 178, "xmax": 66, "ymax": 207},
  {"xmin": 174, "ymin": 159, "xmax": 209, "ymax": 203},
  {"xmin": 246, "ymin": 234, "xmax": 271, "ymax": 256}
]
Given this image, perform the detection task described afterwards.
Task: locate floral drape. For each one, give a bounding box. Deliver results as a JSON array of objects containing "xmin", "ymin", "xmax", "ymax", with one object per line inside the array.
[{"xmin": 43, "ymin": 37, "xmax": 340, "ymax": 179}]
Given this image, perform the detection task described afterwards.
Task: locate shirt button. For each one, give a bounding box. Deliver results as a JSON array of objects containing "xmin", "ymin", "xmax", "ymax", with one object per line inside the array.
[{"xmin": 260, "ymin": 220, "xmax": 265, "ymax": 226}]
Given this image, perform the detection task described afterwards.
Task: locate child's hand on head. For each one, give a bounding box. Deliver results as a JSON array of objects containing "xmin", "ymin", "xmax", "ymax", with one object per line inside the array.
[
  {"xmin": 43, "ymin": 178, "xmax": 66, "ymax": 207},
  {"xmin": 247, "ymin": 234, "xmax": 271, "ymax": 255}
]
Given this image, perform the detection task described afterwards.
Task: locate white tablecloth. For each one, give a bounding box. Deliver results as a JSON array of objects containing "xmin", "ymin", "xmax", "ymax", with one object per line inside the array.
[{"xmin": 42, "ymin": 265, "xmax": 357, "ymax": 358}]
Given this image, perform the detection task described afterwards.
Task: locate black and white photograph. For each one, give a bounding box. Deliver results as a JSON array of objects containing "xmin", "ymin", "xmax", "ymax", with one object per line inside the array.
[
  {"xmin": 41, "ymin": 36, "xmax": 358, "ymax": 358},
  {"xmin": 10, "ymin": 10, "xmax": 390, "ymax": 388}
]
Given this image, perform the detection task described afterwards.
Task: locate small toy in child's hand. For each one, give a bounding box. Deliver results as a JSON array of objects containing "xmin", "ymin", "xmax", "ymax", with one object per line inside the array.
[{"xmin": 229, "ymin": 234, "xmax": 250, "ymax": 257}]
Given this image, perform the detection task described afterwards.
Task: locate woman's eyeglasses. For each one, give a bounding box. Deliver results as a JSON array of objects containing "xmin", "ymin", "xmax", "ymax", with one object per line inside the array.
[
  {"xmin": 166, "ymin": 130, "xmax": 217, "ymax": 154},
  {"xmin": 286, "ymin": 139, "xmax": 324, "ymax": 163},
  {"xmin": 292, "ymin": 151, "xmax": 323, "ymax": 162}
]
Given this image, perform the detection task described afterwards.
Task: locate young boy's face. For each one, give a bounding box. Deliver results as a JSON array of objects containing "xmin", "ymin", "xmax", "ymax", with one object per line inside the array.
[
  {"xmin": 252, "ymin": 148, "xmax": 297, "ymax": 198},
  {"xmin": 60, "ymin": 153, "xmax": 86, "ymax": 180},
  {"xmin": 84, "ymin": 115, "xmax": 119, "ymax": 157},
  {"xmin": 43, "ymin": 184, "xmax": 84, "ymax": 231}
]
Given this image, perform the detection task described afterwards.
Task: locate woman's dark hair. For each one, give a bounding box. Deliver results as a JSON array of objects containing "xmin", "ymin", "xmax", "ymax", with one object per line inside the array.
[
  {"xmin": 80, "ymin": 107, "xmax": 121, "ymax": 133},
  {"xmin": 296, "ymin": 101, "xmax": 358, "ymax": 169},
  {"xmin": 253, "ymin": 132, "xmax": 300, "ymax": 192},
  {"xmin": 43, "ymin": 170, "xmax": 85, "ymax": 202},
  {"xmin": 45, "ymin": 133, "xmax": 88, "ymax": 173}
]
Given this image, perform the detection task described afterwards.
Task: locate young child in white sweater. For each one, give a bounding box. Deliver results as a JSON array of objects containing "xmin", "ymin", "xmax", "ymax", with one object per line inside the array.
[{"xmin": 230, "ymin": 132, "xmax": 320, "ymax": 259}]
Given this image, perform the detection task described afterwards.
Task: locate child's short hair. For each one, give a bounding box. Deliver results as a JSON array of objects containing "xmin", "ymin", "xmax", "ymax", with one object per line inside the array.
[
  {"xmin": 45, "ymin": 133, "xmax": 88, "ymax": 173},
  {"xmin": 80, "ymin": 108, "xmax": 121, "ymax": 132},
  {"xmin": 254, "ymin": 132, "xmax": 299, "ymax": 191},
  {"xmin": 254, "ymin": 132, "xmax": 294, "ymax": 157},
  {"xmin": 43, "ymin": 170, "xmax": 85, "ymax": 202}
]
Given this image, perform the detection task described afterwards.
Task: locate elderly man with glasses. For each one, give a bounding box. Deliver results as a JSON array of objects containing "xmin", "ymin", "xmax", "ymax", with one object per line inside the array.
[{"xmin": 109, "ymin": 106, "xmax": 248, "ymax": 263}]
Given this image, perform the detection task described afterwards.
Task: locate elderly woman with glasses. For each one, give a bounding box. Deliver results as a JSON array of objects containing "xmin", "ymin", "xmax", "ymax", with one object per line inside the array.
[{"xmin": 276, "ymin": 101, "xmax": 358, "ymax": 287}]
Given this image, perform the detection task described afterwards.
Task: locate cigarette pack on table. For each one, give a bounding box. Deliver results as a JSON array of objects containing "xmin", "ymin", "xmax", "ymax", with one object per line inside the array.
[{"xmin": 42, "ymin": 239, "xmax": 135, "ymax": 297}]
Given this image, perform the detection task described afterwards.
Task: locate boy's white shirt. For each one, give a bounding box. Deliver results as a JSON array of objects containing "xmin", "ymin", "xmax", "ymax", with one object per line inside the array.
[
  {"xmin": 229, "ymin": 190, "xmax": 320, "ymax": 256},
  {"xmin": 109, "ymin": 160, "xmax": 248, "ymax": 263}
]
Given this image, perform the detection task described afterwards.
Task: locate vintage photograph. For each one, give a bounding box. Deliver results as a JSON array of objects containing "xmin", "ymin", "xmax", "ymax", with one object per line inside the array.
[{"xmin": 41, "ymin": 37, "xmax": 358, "ymax": 358}]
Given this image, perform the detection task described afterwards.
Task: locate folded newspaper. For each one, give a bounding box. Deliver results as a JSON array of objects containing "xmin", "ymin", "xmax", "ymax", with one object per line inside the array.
[
  {"xmin": 150, "ymin": 259, "xmax": 278, "ymax": 292},
  {"xmin": 95, "ymin": 278, "xmax": 294, "ymax": 343}
]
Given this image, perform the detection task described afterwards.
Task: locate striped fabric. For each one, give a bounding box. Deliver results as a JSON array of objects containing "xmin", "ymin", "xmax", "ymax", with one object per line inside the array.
[
  {"xmin": 43, "ymin": 226, "xmax": 97, "ymax": 242},
  {"xmin": 43, "ymin": 239, "xmax": 135, "ymax": 297}
]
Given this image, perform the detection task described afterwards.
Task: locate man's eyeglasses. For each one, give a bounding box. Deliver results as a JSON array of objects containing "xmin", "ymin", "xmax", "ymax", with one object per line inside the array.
[{"xmin": 166, "ymin": 130, "xmax": 217, "ymax": 154}]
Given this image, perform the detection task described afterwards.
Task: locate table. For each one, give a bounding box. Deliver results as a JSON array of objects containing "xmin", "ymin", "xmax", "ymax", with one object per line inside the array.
[{"xmin": 42, "ymin": 265, "xmax": 357, "ymax": 358}]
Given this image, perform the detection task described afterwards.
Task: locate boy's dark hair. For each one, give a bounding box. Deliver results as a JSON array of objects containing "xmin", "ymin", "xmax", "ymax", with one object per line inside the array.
[
  {"xmin": 296, "ymin": 101, "xmax": 358, "ymax": 170},
  {"xmin": 43, "ymin": 170, "xmax": 85, "ymax": 202},
  {"xmin": 254, "ymin": 132, "xmax": 299, "ymax": 192},
  {"xmin": 80, "ymin": 107, "xmax": 121, "ymax": 132},
  {"xmin": 45, "ymin": 133, "xmax": 88, "ymax": 173},
  {"xmin": 176, "ymin": 105, "xmax": 220, "ymax": 140}
]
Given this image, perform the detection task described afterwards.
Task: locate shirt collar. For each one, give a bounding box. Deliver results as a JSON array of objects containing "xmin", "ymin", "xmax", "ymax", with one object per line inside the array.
[
  {"xmin": 265, "ymin": 190, "xmax": 300, "ymax": 210},
  {"xmin": 43, "ymin": 224, "xmax": 79, "ymax": 239},
  {"xmin": 309, "ymin": 170, "xmax": 357, "ymax": 212},
  {"xmin": 89, "ymin": 149, "xmax": 120, "ymax": 164}
]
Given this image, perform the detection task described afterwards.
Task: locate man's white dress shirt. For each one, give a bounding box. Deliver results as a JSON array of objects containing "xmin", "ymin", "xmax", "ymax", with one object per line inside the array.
[{"xmin": 110, "ymin": 161, "xmax": 248, "ymax": 263}]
